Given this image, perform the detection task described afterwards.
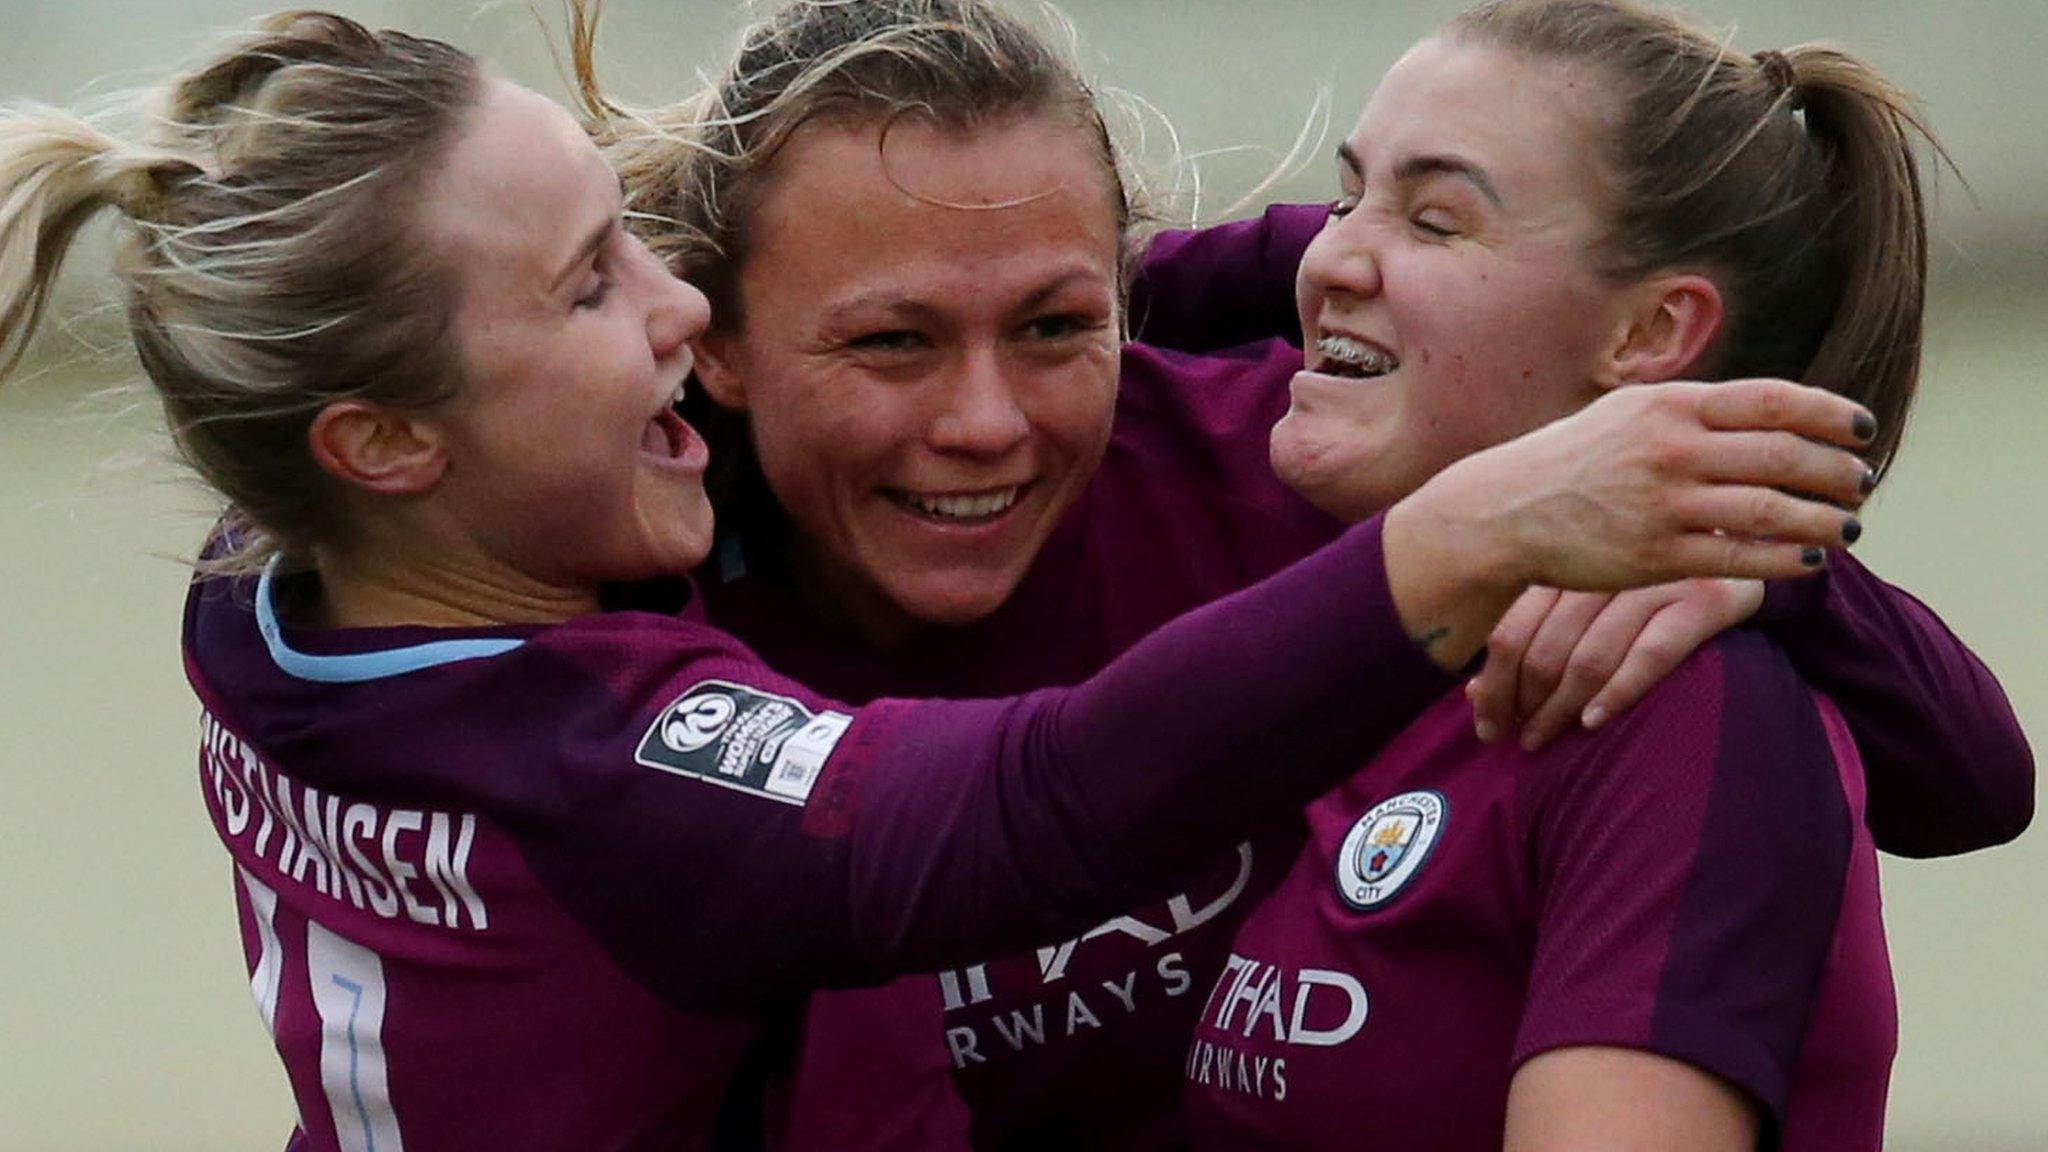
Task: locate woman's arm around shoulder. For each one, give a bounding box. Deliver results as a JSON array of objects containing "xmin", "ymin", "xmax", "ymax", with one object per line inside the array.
[{"xmin": 1759, "ymin": 549, "xmax": 2035, "ymax": 856}]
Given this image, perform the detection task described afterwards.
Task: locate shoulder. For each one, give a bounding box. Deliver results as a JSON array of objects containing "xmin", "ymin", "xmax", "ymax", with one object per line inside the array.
[
  {"xmin": 1523, "ymin": 629, "xmax": 1853, "ymax": 861},
  {"xmin": 1550, "ymin": 630, "xmax": 1819, "ymax": 769}
]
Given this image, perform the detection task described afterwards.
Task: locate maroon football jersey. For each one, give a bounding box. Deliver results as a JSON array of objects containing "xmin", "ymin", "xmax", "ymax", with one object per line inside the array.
[{"xmin": 1184, "ymin": 633, "xmax": 1895, "ymax": 1150}]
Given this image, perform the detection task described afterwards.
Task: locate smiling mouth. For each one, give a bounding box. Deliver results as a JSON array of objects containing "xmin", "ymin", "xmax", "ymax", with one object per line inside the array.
[
  {"xmin": 884, "ymin": 484, "xmax": 1029, "ymax": 526},
  {"xmin": 1314, "ymin": 334, "xmax": 1400, "ymax": 380}
]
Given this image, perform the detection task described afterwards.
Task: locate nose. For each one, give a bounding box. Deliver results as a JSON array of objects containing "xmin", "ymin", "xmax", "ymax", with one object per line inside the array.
[
  {"xmin": 637, "ymin": 240, "xmax": 711, "ymax": 362},
  {"xmin": 928, "ymin": 345, "xmax": 1030, "ymax": 457},
  {"xmin": 1299, "ymin": 211, "xmax": 1383, "ymax": 304}
]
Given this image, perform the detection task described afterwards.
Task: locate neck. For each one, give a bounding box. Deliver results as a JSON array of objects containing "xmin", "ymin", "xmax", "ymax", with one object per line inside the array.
[
  {"xmin": 313, "ymin": 540, "xmax": 599, "ymax": 629},
  {"xmin": 767, "ymin": 529, "xmax": 925, "ymax": 653}
]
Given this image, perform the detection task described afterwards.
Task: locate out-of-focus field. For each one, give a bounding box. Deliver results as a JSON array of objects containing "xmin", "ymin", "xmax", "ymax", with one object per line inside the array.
[{"xmin": 1, "ymin": 1, "xmax": 2041, "ymax": 1149}]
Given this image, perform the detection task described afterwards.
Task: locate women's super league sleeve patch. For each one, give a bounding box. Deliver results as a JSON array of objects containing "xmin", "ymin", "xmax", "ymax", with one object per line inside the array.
[{"xmin": 634, "ymin": 680, "xmax": 854, "ymax": 806}]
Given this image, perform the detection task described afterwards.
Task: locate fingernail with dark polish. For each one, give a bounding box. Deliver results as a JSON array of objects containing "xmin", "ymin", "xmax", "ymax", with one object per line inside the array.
[
  {"xmin": 1842, "ymin": 518, "xmax": 1863, "ymax": 545},
  {"xmin": 1859, "ymin": 466, "xmax": 1879, "ymax": 495},
  {"xmin": 1802, "ymin": 546, "xmax": 1826, "ymax": 568},
  {"xmin": 1851, "ymin": 411, "xmax": 1878, "ymax": 443}
]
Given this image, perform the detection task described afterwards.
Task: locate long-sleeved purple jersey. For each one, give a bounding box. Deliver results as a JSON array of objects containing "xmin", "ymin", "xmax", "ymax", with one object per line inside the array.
[
  {"xmin": 1183, "ymin": 632, "xmax": 1892, "ymax": 1150},
  {"xmin": 737, "ymin": 209, "xmax": 2031, "ymax": 1151},
  {"xmin": 184, "ymin": 516, "xmax": 1468, "ymax": 1152}
]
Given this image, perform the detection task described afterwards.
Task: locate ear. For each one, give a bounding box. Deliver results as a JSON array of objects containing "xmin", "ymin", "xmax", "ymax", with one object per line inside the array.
[
  {"xmin": 307, "ymin": 400, "xmax": 447, "ymax": 496},
  {"xmin": 1598, "ymin": 273, "xmax": 1725, "ymax": 388},
  {"xmin": 691, "ymin": 328, "xmax": 750, "ymax": 411}
]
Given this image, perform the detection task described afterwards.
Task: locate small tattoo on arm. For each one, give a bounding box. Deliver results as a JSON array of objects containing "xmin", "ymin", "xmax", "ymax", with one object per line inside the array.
[{"xmin": 1413, "ymin": 626, "xmax": 1452, "ymax": 653}]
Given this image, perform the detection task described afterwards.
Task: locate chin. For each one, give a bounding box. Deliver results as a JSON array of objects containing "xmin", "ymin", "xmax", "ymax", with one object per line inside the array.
[
  {"xmin": 1270, "ymin": 418, "xmax": 1395, "ymax": 525},
  {"xmin": 890, "ymin": 571, "xmax": 1025, "ymax": 628}
]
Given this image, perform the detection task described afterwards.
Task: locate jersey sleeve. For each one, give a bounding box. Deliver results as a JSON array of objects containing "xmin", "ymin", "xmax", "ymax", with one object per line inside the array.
[
  {"xmin": 1756, "ymin": 551, "xmax": 2034, "ymax": 857},
  {"xmin": 517, "ymin": 514, "xmax": 1458, "ymax": 1011},
  {"xmin": 1125, "ymin": 203, "xmax": 1325, "ymax": 352},
  {"xmin": 1512, "ymin": 631, "xmax": 1859, "ymax": 1122}
]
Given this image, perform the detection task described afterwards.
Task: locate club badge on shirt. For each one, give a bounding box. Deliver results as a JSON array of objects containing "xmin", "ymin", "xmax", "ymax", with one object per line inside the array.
[
  {"xmin": 635, "ymin": 680, "xmax": 852, "ymax": 806},
  {"xmin": 1336, "ymin": 790, "xmax": 1447, "ymax": 911}
]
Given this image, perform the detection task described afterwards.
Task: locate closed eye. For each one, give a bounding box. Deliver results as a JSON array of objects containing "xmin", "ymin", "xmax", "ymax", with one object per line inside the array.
[
  {"xmin": 1022, "ymin": 312, "xmax": 1101, "ymax": 341},
  {"xmin": 573, "ymin": 271, "xmax": 611, "ymax": 310},
  {"xmin": 846, "ymin": 329, "xmax": 930, "ymax": 353},
  {"xmin": 1411, "ymin": 211, "xmax": 1459, "ymax": 239}
]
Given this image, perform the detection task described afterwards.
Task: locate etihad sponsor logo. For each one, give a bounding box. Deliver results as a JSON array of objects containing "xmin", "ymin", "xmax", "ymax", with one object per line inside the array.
[
  {"xmin": 635, "ymin": 680, "xmax": 851, "ymax": 806},
  {"xmin": 1335, "ymin": 789, "xmax": 1445, "ymax": 910},
  {"xmin": 944, "ymin": 952, "xmax": 1197, "ymax": 1070},
  {"xmin": 1199, "ymin": 954, "xmax": 1370, "ymax": 1048},
  {"xmin": 1185, "ymin": 1037, "xmax": 1290, "ymax": 1102},
  {"xmin": 1185, "ymin": 953, "xmax": 1371, "ymax": 1103},
  {"xmin": 936, "ymin": 844, "xmax": 1252, "ymax": 1070}
]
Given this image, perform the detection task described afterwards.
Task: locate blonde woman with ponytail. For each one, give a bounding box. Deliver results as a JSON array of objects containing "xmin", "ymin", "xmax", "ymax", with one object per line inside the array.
[{"xmin": 0, "ymin": 9, "xmax": 1907, "ymax": 1149}]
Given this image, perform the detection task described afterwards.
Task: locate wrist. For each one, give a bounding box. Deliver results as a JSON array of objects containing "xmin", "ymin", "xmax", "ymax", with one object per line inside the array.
[{"xmin": 1382, "ymin": 483, "xmax": 1527, "ymax": 670}]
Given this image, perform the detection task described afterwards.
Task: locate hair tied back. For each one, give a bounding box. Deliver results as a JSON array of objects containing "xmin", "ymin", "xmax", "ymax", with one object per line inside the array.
[{"xmin": 1753, "ymin": 49, "xmax": 1803, "ymax": 110}]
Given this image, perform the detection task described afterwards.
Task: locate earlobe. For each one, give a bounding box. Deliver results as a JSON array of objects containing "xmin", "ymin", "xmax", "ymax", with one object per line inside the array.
[
  {"xmin": 691, "ymin": 330, "xmax": 749, "ymax": 411},
  {"xmin": 1603, "ymin": 275, "xmax": 1725, "ymax": 387},
  {"xmin": 308, "ymin": 401, "xmax": 447, "ymax": 496}
]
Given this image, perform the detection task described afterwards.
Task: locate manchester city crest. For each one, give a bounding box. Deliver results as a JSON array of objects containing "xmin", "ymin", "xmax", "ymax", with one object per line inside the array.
[{"xmin": 1336, "ymin": 790, "xmax": 1446, "ymax": 911}]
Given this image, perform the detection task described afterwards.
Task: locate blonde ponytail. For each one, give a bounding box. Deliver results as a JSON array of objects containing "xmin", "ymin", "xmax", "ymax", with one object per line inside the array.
[
  {"xmin": 0, "ymin": 108, "xmax": 199, "ymax": 381},
  {"xmin": 0, "ymin": 11, "xmax": 482, "ymax": 571}
]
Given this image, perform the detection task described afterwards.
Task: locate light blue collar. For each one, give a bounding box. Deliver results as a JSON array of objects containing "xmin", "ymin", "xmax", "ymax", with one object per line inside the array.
[{"xmin": 255, "ymin": 559, "xmax": 527, "ymax": 684}]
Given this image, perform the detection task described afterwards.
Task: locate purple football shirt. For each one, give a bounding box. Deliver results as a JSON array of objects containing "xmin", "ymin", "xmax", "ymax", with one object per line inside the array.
[
  {"xmin": 185, "ymin": 509, "xmax": 1467, "ymax": 1151},
  {"xmin": 734, "ymin": 207, "xmax": 2028, "ymax": 1152},
  {"xmin": 1183, "ymin": 632, "xmax": 1893, "ymax": 1150},
  {"xmin": 717, "ymin": 341, "xmax": 1333, "ymax": 1152}
]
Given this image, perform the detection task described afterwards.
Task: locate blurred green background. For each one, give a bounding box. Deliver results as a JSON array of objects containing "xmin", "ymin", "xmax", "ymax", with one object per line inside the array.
[{"xmin": 1, "ymin": 1, "xmax": 2040, "ymax": 1148}]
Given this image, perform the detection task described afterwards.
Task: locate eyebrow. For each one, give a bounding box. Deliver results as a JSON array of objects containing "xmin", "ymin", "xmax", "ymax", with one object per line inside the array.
[
  {"xmin": 1393, "ymin": 154, "xmax": 1503, "ymax": 208},
  {"xmin": 1336, "ymin": 142, "xmax": 1365, "ymax": 182},
  {"xmin": 822, "ymin": 267, "xmax": 1111, "ymax": 324},
  {"xmin": 549, "ymin": 216, "xmax": 613, "ymax": 295}
]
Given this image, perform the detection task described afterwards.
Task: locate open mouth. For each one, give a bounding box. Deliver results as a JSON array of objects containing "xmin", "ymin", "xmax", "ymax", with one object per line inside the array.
[
  {"xmin": 1313, "ymin": 334, "xmax": 1400, "ymax": 380},
  {"xmin": 884, "ymin": 484, "xmax": 1030, "ymax": 527},
  {"xmin": 641, "ymin": 382, "xmax": 708, "ymax": 471}
]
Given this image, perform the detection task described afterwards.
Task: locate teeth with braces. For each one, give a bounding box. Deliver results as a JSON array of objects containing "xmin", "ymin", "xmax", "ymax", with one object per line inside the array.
[
  {"xmin": 904, "ymin": 487, "xmax": 1021, "ymax": 520},
  {"xmin": 1317, "ymin": 334, "xmax": 1399, "ymax": 376}
]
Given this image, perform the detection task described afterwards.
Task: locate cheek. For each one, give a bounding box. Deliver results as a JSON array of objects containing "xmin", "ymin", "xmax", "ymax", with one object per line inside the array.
[
  {"xmin": 749, "ymin": 377, "xmax": 916, "ymax": 500},
  {"xmin": 1032, "ymin": 349, "xmax": 1118, "ymax": 458}
]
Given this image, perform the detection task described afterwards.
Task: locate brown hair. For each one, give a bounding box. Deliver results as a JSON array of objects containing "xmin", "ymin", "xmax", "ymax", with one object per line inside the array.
[
  {"xmin": 1450, "ymin": 0, "xmax": 1946, "ymax": 479},
  {"xmin": 0, "ymin": 11, "xmax": 482, "ymax": 568}
]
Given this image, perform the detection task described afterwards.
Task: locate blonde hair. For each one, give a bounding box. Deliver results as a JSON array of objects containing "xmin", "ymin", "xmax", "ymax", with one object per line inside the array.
[
  {"xmin": 1452, "ymin": 0, "xmax": 1947, "ymax": 479},
  {"xmin": 0, "ymin": 11, "xmax": 482, "ymax": 569},
  {"xmin": 569, "ymin": 0, "xmax": 1136, "ymax": 330}
]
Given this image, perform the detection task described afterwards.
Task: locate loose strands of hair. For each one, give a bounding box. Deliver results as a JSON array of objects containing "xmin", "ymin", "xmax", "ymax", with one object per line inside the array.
[{"xmin": 0, "ymin": 11, "xmax": 482, "ymax": 573}]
